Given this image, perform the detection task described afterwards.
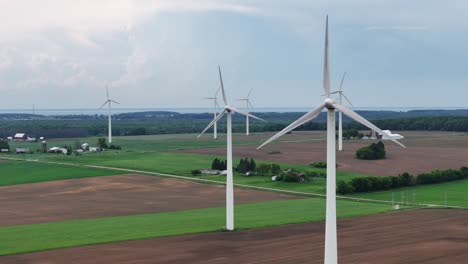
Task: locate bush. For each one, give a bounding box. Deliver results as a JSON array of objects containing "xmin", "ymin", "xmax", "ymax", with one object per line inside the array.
[
  {"xmin": 337, "ymin": 180, "xmax": 354, "ymax": 194},
  {"xmin": 0, "ymin": 140, "xmax": 10, "ymax": 151},
  {"xmin": 109, "ymin": 145, "xmax": 122, "ymax": 150},
  {"xmin": 275, "ymin": 169, "xmax": 308, "ymax": 183},
  {"xmin": 356, "ymin": 141, "xmax": 386, "ymax": 160},
  {"xmin": 310, "ymin": 161, "xmax": 327, "ymax": 168},
  {"xmin": 271, "ymin": 164, "xmax": 281, "ymax": 175},
  {"xmin": 191, "ymin": 170, "xmax": 202, "ymax": 176},
  {"xmin": 256, "ymin": 164, "xmax": 272, "ymax": 176}
]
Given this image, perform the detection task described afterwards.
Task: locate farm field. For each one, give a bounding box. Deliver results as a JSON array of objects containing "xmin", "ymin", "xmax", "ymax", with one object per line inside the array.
[
  {"xmin": 179, "ymin": 131, "xmax": 468, "ymax": 176},
  {"xmin": 0, "ymin": 198, "xmax": 391, "ymax": 256},
  {"xmin": 3, "ymin": 209, "xmax": 467, "ymax": 264},
  {"xmin": 0, "ymin": 174, "xmax": 298, "ymax": 226},
  {"xmin": 0, "ymin": 160, "xmax": 121, "ymax": 186}
]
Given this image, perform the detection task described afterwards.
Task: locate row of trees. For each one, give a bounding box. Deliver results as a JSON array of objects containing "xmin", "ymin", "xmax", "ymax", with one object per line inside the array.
[
  {"xmin": 3, "ymin": 114, "xmax": 468, "ymax": 140},
  {"xmin": 337, "ymin": 167, "xmax": 468, "ymax": 194},
  {"xmin": 237, "ymin": 158, "xmax": 256, "ymax": 174},
  {"xmin": 356, "ymin": 142, "xmax": 386, "ymax": 160},
  {"xmin": 211, "ymin": 158, "xmax": 227, "ymax": 170}
]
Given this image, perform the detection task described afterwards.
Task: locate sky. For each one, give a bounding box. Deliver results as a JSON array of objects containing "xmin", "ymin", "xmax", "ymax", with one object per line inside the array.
[{"xmin": 1, "ymin": 0, "xmax": 468, "ymax": 110}]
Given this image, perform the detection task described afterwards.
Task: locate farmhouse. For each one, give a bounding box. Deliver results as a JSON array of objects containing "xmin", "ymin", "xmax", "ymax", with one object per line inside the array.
[{"xmin": 14, "ymin": 133, "xmax": 27, "ymax": 141}]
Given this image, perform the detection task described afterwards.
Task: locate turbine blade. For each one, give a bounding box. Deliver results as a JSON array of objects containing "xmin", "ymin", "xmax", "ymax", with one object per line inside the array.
[
  {"xmin": 339, "ymin": 72, "xmax": 346, "ymax": 92},
  {"xmin": 106, "ymin": 85, "xmax": 109, "ymax": 100},
  {"xmin": 323, "ymin": 15, "xmax": 330, "ymax": 97},
  {"xmin": 214, "ymin": 86, "xmax": 221, "ymax": 97},
  {"xmin": 247, "ymin": 88, "xmax": 253, "ymax": 98},
  {"xmin": 228, "ymin": 106, "xmax": 265, "ymax": 122},
  {"xmin": 218, "ymin": 66, "xmax": 228, "ymax": 105},
  {"xmin": 248, "ymin": 100, "xmax": 254, "ymax": 109},
  {"xmin": 258, "ymin": 103, "xmax": 326, "ymax": 149},
  {"xmin": 341, "ymin": 92, "xmax": 354, "ymax": 107},
  {"xmin": 99, "ymin": 101, "xmax": 109, "ymax": 110},
  {"xmin": 198, "ymin": 110, "xmax": 226, "ymax": 138},
  {"xmin": 332, "ymin": 103, "xmax": 406, "ymax": 148},
  {"xmin": 111, "ymin": 100, "xmax": 120, "ymax": 105}
]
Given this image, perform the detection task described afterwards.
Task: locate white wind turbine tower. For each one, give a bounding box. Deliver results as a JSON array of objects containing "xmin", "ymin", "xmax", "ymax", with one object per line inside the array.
[
  {"xmin": 238, "ymin": 88, "xmax": 254, "ymax": 135},
  {"xmin": 198, "ymin": 66, "xmax": 265, "ymax": 231},
  {"xmin": 258, "ymin": 16, "xmax": 405, "ymax": 264},
  {"xmin": 99, "ymin": 85, "xmax": 120, "ymax": 144},
  {"xmin": 330, "ymin": 72, "xmax": 353, "ymax": 151},
  {"xmin": 203, "ymin": 87, "xmax": 221, "ymax": 139}
]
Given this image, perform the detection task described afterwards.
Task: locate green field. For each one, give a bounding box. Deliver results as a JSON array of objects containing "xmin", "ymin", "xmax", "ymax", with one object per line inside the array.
[
  {"xmin": 350, "ymin": 179, "xmax": 468, "ymax": 207},
  {"xmin": 0, "ymin": 160, "xmax": 120, "ymax": 186},
  {"xmin": 1, "ymin": 151, "xmax": 363, "ymax": 194},
  {"xmin": 0, "ymin": 198, "xmax": 394, "ymax": 255}
]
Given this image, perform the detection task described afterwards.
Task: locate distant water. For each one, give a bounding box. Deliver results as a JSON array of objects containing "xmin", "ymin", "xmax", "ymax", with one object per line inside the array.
[{"xmin": 1, "ymin": 107, "xmax": 468, "ymax": 116}]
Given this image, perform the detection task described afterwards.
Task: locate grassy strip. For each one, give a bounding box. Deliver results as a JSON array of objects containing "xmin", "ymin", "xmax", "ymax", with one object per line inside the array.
[
  {"xmin": 0, "ymin": 198, "xmax": 392, "ymax": 256},
  {"xmin": 350, "ymin": 178, "xmax": 468, "ymax": 207},
  {"xmin": 0, "ymin": 161, "xmax": 121, "ymax": 186}
]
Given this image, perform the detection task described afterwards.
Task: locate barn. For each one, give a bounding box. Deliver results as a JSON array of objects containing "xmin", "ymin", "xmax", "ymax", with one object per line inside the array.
[{"xmin": 14, "ymin": 133, "xmax": 28, "ymax": 141}]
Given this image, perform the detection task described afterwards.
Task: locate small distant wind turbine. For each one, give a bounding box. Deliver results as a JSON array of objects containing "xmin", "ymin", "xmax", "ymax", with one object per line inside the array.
[
  {"xmin": 329, "ymin": 72, "xmax": 353, "ymax": 151},
  {"xmin": 198, "ymin": 66, "xmax": 265, "ymax": 231},
  {"xmin": 258, "ymin": 16, "xmax": 405, "ymax": 264},
  {"xmin": 238, "ymin": 88, "xmax": 254, "ymax": 135},
  {"xmin": 99, "ymin": 84, "xmax": 120, "ymax": 144},
  {"xmin": 203, "ymin": 87, "xmax": 221, "ymax": 139}
]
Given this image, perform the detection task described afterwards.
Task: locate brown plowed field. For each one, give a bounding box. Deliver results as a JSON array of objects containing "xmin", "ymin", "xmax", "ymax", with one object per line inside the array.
[
  {"xmin": 179, "ymin": 131, "xmax": 468, "ymax": 176},
  {"xmin": 0, "ymin": 174, "xmax": 297, "ymax": 226},
  {"xmin": 3, "ymin": 209, "xmax": 468, "ymax": 264}
]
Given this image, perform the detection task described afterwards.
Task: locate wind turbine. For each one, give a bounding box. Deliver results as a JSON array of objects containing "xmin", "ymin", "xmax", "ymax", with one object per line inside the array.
[
  {"xmin": 258, "ymin": 16, "xmax": 405, "ymax": 264},
  {"xmin": 99, "ymin": 84, "xmax": 120, "ymax": 144},
  {"xmin": 330, "ymin": 72, "xmax": 353, "ymax": 151},
  {"xmin": 198, "ymin": 66, "xmax": 265, "ymax": 231},
  {"xmin": 203, "ymin": 87, "xmax": 221, "ymax": 139},
  {"xmin": 238, "ymin": 88, "xmax": 254, "ymax": 135}
]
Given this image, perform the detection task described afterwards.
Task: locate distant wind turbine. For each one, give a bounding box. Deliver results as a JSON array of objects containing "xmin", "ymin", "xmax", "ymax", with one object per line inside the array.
[
  {"xmin": 258, "ymin": 16, "xmax": 405, "ymax": 264},
  {"xmin": 237, "ymin": 88, "xmax": 255, "ymax": 135},
  {"xmin": 99, "ymin": 84, "xmax": 120, "ymax": 144},
  {"xmin": 198, "ymin": 66, "xmax": 265, "ymax": 231},
  {"xmin": 203, "ymin": 87, "xmax": 221, "ymax": 139},
  {"xmin": 329, "ymin": 72, "xmax": 353, "ymax": 151}
]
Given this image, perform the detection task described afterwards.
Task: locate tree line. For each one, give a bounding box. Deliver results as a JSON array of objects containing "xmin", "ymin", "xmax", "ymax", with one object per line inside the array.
[
  {"xmin": 1, "ymin": 114, "xmax": 468, "ymax": 139},
  {"xmin": 337, "ymin": 167, "xmax": 468, "ymax": 194}
]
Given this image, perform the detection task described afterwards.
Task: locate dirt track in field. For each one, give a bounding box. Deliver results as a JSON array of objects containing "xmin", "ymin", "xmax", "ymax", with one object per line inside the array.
[
  {"xmin": 4, "ymin": 209, "xmax": 468, "ymax": 264},
  {"xmin": 0, "ymin": 174, "xmax": 297, "ymax": 226},
  {"xmin": 179, "ymin": 131, "xmax": 468, "ymax": 176}
]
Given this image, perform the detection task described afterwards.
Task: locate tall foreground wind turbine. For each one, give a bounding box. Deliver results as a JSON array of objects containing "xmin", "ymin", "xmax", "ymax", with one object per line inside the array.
[
  {"xmin": 99, "ymin": 85, "xmax": 120, "ymax": 144},
  {"xmin": 330, "ymin": 73, "xmax": 353, "ymax": 151},
  {"xmin": 199, "ymin": 66, "xmax": 265, "ymax": 231},
  {"xmin": 238, "ymin": 88, "xmax": 254, "ymax": 135},
  {"xmin": 258, "ymin": 16, "xmax": 405, "ymax": 264},
  {"xmin": 203, "ymin": 88, "xmax": 221, "ymax": 139}
]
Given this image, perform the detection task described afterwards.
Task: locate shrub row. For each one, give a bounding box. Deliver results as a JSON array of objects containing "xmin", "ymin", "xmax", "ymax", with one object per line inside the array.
[{"xmin": 337, "ymin": 167, "xmax": 468, "ymax": 194}]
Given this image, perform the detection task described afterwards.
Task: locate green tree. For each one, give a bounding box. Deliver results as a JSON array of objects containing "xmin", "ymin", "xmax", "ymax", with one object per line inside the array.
[
  {"xmin": 97, "ymin": 138, "xmax": 108, "ymax": 149},
  {"xmin": 271, "ymin": 164, "xmax": 281, "ymax": 175},
  {"xmin": 249, "ymin": 158, "xmax": 256, "ymax": 171}
]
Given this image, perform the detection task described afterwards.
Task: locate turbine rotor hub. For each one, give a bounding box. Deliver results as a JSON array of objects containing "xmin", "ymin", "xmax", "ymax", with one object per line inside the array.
[{"xmin": 324, "ymin": 98, "xmax": 335, "ymax": 108}]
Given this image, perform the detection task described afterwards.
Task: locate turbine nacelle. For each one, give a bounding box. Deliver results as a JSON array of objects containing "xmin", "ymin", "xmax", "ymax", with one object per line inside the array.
[{"xmin": 324, "ymin": 98, "xmax": 335, "ymax": 108}]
